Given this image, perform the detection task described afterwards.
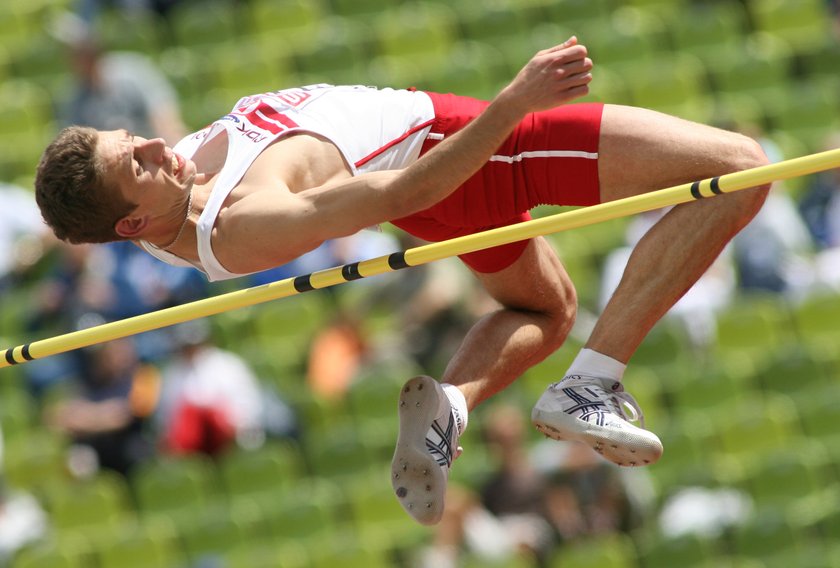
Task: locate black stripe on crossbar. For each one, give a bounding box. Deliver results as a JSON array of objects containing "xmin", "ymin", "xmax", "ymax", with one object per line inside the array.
[
  {"xmin": 710, "ymin": 177, "xmax": 723, "ymax": 195},
  {"xmin": 293, "ymin": 274, "xmax": 314, "ymax": 293},
  {"xmin": 690, "ymin": 181, "xmax": 703, "ymax": 199},
  {"xmin": 388, "ymin": 252, "xmax": 409, "ymax": 270},
  {"xmin": 342, "ymin": 263, "xmax": 363, "ymax": 281},
  {"xmin": 21, "ymin": 344, "xmax": 33, "ymax": 361},
  {"xmin": 4, "ymin": 349, "xmax": 17, "ymax": 365}
]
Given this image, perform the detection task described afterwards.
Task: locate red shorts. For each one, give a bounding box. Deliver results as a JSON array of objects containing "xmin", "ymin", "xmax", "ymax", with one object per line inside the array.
[{"xmin": 391, "ymin": 92, "xmax": 603, "ymax": 273}]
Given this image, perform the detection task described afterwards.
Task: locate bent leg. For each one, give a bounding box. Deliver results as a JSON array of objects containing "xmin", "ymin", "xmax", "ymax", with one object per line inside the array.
[
  {"xmin": 441, "ymin": 236, "xmax": 577, "ymax": 410},
  {"xmin": 590, "ymin": 104, "xmax": 770, "ymax": 362}
]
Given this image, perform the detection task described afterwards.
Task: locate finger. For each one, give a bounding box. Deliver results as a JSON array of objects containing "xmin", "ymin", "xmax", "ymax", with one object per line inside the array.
[
  {"xmin": 538, "ymin": 36, "xmax": 578, "ymax": 55},
  {"xmin": 561, "ymin": 71, "xmax": 594, "ymax": 89},
  {"xmin": 543, "ymin": 44, "xmax": 589, "ymax": 66},
  {"xmin": 557, "ymin": 57, "xmax": 593, "ymax": 76}
]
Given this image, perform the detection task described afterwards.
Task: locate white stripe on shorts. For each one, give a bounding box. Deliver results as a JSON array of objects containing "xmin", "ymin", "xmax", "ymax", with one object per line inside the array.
[{"xmin": 489, "ymin": 150, "xmax": 598, "ymax": 163}]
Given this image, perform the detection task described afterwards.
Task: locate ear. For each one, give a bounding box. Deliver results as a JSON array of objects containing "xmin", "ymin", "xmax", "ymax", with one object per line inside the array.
[{"xmin": 114, "ymin": 214, "xmax": 149, "ymax": 238}]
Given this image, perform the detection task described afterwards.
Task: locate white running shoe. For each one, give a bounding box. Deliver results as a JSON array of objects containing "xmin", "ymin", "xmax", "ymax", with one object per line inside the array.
[
  {"xmin": 531, "ymin": 374, "xmax": 663, "ymax": 467},
  {"xmin": 391, "ymin": 375, "xmax": 463, "ymax": 525}
]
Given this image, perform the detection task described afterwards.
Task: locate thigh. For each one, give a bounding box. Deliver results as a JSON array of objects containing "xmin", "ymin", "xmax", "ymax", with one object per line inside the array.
[
  {"xmin": 598, "ymin": 104, "xmax": 761, "ymax": 202},
  {"xmin": 471, "ymin": 237, "xmax": 575, "ymax": 314}
]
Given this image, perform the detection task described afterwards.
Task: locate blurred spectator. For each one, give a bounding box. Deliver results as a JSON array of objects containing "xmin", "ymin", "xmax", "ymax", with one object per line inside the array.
[
  {"xmin": 0, "ymin": 425, "xmax": 48, "ymax": 565},
  {"xmin": 599, "ymin": 210, "xmax": 736, "ymax": 351},
  {"xmin": 22, "ymin": 243, "xmax": 96, "ymax": 401},
  {"xmin": 830, "ymin": 0, "xmax": 840, "ymax": 39},
  {"xmin": 416, "ymin": 403, "xmax": 650, "ymax": 568},
  {"xmin": 0, "ymin": 182, "xmax": 54, "ymax": 292},
  {"xmin": 730, "ymin": 127, "xmax": 816, "ymax": 299},
  {"xmin": 81, "ymin": 241, "xmax": 209, "ymax": 361},
  {"xmin": 45, "ymin": 337, "xmax": 159, "ymax": 478},
  {"xmin": 76, "ymin": 0, "xmax": 181, "ymax": 24},
  {"xmin": 306, "ymin": 310, "xmax": 368, "ymax": 401},
  {"xmin": 52, "ymin": 12, "xmax": 187, "ymax": 144},
  {"xmin": 532, "ymin": 436, "xmax": 654, "ymax": 543},
  {"xmin": 416, "ymin": 404, "xmax": 558, "ymax": 568},
  {"xmin": 155, "ymin": 321, "xmax": 289, "ymax": 457},
  {"xmin": 801, "ymin": 134, "xmax": 840, "ymax": 290},
  {"xmin": 799, "ymin": 134, "xmax": 840, "ymax": 250}
]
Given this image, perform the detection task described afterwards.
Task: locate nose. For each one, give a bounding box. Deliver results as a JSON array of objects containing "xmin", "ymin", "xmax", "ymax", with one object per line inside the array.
[{"xmin": 136, "ymin": 137, "xmax": 168, "ymax": 163}]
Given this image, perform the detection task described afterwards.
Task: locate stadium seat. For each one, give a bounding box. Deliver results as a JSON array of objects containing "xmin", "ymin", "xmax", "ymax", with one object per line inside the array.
[
  {"xmin": 424, "ymin": 40, "xmax": 510, "ymax": 102},
  {"xmin": 11, "ymin": 543, "xmax": 88, "ymax": 568},
  {"xmin": 158, "ymin": 46, "xmax": 222, "ymax": 102},
  {"xmin": 549, "ymin": 533, "xmax": 639, "ymax": 568},
  {"xmin": 716, "ymin": 394, "xmax": 801, "ymax": 463},
  {"xmin": 749, "ymin": 0, "xmax": 833, "ymax": 53},
  {"xmin": 305, "ymin": 425, "xmax": 378, "ymax": 481},
  {"xmin": 131, "ymin": 455, "xmax": 223, "ymax": 524},
  {"xmin": 667, "ymin": 2, "xmax": 750, "ymax": 66},
  {"xmin": 729, "ymin": 512, "xmax": 815, "ymax": 568},
  {"xmin": 756, "ymin": 348, "xmax": 830, "ymax": 400},
  {"xmin": 629, "ymin": 320, "xmax": 693, "ymax": 371},
  {"xmin": 746, "ymin": 445, "xmax": 830, "ymax": 515},
  {"xmin": 797, "ymin": 384, "xmax": 840, "ymax": 443},
  {"xmin": 168, "ymin": 0, "xmax": 242, "ymax": 47},
  {"xmin": 373, "ymin": 2, "xmax": 459, "ymax": 78},
  {"xmin": 95, "ymin": 526, "xmax": 183, "ymax": 568},
  {"xmin": 3, "ymin": 430, "xmax": 67, "ymax": 492},
  {"xmin": 712, "ymin": 294, "xmax": 795, "ymax": 367},
  {"xmin": 261, "ymin": 479, "xmax": 344, "ymax": 544},
  {"xmin": 638, "ymin": 532, "xmax": 719, "ymax": 568},
  {"xmin": 98, "ymin": 9, "xmax": 162, "ymax": 54},
  {"xmin": 768, "ymin": 84, "xmax": 840, "ymax": 153},
  {"xmin": 0, "ymin": 80, "xmax": 56, "ymax": 181},
  {"xmin": 328, "ymin": 0, "xmax": 398, "ymax": 20},
  {"xmin": 179, "ymin": 503, "xmax": 260, "ymax": 563},
  {"xmin": 211, "ymin": 38, "xmax": 295, "ymax": 96},
  {"xmin": 542, "ymin": 0, "xmax": 613, "ymax": 30},
  {"xmin": 224, "ymin": 540, "xmax": 309, "ymax": 568},
  {"xmin": 219, "ymin": 441, "xmax": 306, "ymax": 499},
  {"xmin": 291, "ymin": 17, "xmax": 374, "ymax": 85},
  {"xmin": 345, "ymin": 477, "xmax": 426, "ymax": 546},
  {"xmin": 45, "ymin": 471, "xmax": 136, "ymax": 545},
  {"xmin": 668, "ymin": 359, "xmax": 761, "ymax": 417},
  {"xmin": 584, "ymin": 7, "xmax": 664, "ymax": 76},
  {"xmin": 626, "ymin": 53, "xmax": 715, "ymax": 123},
  {"xmin": 709, "ymin": 33, "xmax": 793, "ymax": 115},
  {"xmin": 792, "ymin": 292, "xmax": 840, "ymax": 349}
]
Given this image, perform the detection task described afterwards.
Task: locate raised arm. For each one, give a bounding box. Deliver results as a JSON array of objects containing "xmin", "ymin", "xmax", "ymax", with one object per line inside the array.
[{"xmin": 222, "ymin": 38, "xmax": 593, "ymax": 272}]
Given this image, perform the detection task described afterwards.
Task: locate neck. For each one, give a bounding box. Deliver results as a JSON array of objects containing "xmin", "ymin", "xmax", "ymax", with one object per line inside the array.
[{"xmin": 157, "ymin": 190, "xmax": 193, "ymax": 251}]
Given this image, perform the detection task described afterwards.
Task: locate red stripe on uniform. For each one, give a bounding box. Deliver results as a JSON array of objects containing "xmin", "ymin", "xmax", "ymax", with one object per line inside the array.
[{"xmin": 354, "ymin": 119, "xmax": 435, "ymax": 168}]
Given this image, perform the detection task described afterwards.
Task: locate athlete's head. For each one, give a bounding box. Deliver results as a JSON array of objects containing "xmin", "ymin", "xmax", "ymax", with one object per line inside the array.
[
  {"xmin": 36, "ymin": 126, "xmax": 195, "ymax": 245},
  {"xmin": 35, "ymin": 126, "xmax": 136, "ymax": 244}
]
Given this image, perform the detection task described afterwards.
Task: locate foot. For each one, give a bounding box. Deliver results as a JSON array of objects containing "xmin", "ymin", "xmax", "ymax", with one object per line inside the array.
[
  {"xmin": 531, "ymin": 374, "xmax": 663, "ymax": 466},
  {"xmin": 391, "ymin": 375, "xmax": 463, "ymax": 525}
]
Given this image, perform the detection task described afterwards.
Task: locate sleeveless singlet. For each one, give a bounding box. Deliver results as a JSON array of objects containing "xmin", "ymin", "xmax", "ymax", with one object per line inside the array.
[{"xmin": 140, "ymin": 84, "xmax": 435, "ymax": 281}]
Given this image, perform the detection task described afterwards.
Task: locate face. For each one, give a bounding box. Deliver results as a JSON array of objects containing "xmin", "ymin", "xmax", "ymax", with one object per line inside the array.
[{"xmin": 97, "ymin": 129, "xmax": 196, "ymax": 227}]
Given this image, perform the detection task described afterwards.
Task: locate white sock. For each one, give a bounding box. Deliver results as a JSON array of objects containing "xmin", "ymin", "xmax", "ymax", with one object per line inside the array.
[
  {"xmin": 441, "ymin": 383, "xmax": 469, "ymax": 436},
  {"xmin": 566, "ymin": 348, "xmax": 626, "ymax": 382}
]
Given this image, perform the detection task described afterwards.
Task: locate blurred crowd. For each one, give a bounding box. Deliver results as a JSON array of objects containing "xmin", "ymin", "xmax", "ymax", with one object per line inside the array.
[{"xmin": 1, "ymin": 1, "xmax": 840, "ymax": 567}]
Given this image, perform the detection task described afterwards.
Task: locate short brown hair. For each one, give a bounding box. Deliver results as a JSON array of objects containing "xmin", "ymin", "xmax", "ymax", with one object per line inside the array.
[{"xmin": 35, "ymin": 126, "xmax": 136, "ymax": 244}]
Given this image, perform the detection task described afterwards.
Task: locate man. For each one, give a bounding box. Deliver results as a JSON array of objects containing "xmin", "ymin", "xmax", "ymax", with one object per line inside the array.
[{"xmin": 35, "ymin": 38, "xmax": 770, "ymax": 525}]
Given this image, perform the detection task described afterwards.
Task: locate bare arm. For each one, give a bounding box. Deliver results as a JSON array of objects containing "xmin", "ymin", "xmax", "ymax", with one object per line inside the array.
[{"xmin": 222, "ymin": 38, "xmax": 594, "ymax": 272}]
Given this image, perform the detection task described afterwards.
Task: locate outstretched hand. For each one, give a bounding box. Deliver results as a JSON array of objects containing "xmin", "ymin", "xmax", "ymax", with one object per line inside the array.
[{"xmin": 497, "ymin": 37, "xmax": 593, "ymax": 116}]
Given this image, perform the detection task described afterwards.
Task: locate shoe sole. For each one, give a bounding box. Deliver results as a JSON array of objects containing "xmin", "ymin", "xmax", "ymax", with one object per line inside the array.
[
  {"xmin": 391, "ymin": 375, "xmax": 447, "ymax": 525},
  {"xmin": 531, "ymin": 406, "xmax": 663, "ymax": 467}
]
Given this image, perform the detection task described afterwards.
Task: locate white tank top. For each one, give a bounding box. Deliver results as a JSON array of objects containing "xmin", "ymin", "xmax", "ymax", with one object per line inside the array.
[{"xmin": 141, "ymin": 84, "xmax": 435, "ymax": 281}]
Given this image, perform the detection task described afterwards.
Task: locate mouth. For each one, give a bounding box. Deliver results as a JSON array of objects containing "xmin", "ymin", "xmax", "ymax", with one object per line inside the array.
[{"xmin": 171, "ymin": 153, "xmax": 185, "ymax": 180}]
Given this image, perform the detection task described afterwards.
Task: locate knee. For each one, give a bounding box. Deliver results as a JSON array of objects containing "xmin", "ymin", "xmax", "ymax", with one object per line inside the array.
[
  {"xmin": 721, "ymin": 134, "xmax": 772, "ymax": 224},
  {"xmin": 542, "ymin": 276, "xmax": 578, "ymax": 352}
]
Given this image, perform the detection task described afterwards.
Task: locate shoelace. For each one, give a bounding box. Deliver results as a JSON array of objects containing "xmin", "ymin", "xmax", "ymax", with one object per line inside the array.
[
  {"xmin": 552, "ymin": 376, "xmax": 647, "ymax": 428},
  {"xmin": 607, "ymin": 387, "xmax": 646, "ymax": 429}
]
